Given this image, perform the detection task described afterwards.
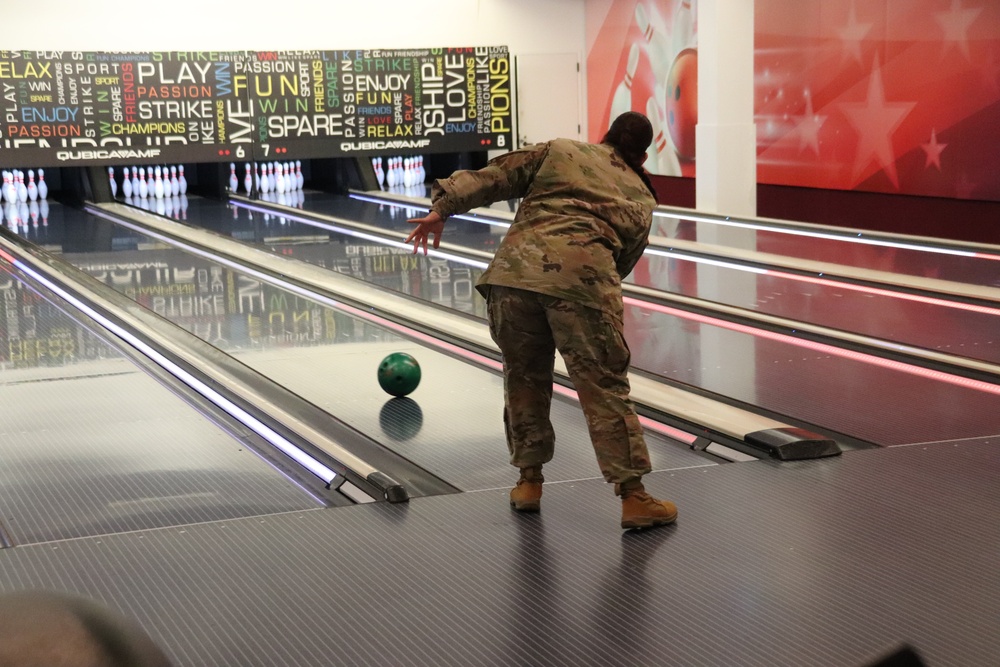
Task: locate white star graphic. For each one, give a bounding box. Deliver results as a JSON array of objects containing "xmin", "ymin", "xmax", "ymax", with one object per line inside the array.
[
  {"xmin": 837, "ymin": 2, "xmax": 872, "ymax": 65},
  {"xmin": 921, "ymin": 129, "xmax": 947, "ymax": 171},
  {"xmin": 796, "ymin": 95, "xmax": 826, "ymax": 155},
  {"xmin": 934, "ymin": 0, "xmax": 983, "ymax": 61},
  {"xmin": 840, "ymin": 56, "xmax": 916, "ymax": 189}
]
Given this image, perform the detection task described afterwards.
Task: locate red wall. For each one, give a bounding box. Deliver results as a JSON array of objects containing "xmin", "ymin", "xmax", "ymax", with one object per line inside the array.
[{"xmin": 651, "ymin": 175, "xmax": 1000, "ymax": 245}]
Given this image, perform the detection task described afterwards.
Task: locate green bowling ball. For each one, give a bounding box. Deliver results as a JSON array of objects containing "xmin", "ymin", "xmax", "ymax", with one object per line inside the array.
[{"xmin": 377, "ymin": 352, "xmax": 421, "ymax": 397}]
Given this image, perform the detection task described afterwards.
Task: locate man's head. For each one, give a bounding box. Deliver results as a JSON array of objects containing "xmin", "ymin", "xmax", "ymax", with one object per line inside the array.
[{"xmin": 602, "ymin": 111, "xmax": 653, "ymax": 167}]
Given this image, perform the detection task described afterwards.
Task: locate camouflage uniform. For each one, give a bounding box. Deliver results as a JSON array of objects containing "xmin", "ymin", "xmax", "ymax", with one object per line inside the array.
[{"xmin": 430, "ymin": 138, "xmax": 656, "ymax": 485}]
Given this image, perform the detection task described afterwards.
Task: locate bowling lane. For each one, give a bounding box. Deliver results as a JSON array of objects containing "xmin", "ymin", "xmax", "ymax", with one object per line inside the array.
[
  {"xmin": 43, "ymin": 202, "xmax": 708, "ymax": 492},
  {"xmin": 0, "ymin": 258, "xmax": 327, "ymax": 545},
  {"xmin": 648, "ymin": 209, "xmax": 1000, "ymax": 289},
  {"xmin": 348, "ymin": 190, "xmax": 1000, "ymax": 289},
  {"xmin": 103, "ymin": 196, "xmax": 1000, "ymax": 448},
  {"xmin": 226, "ymin": 192, "xmax": 1000, "ymax": 368}
]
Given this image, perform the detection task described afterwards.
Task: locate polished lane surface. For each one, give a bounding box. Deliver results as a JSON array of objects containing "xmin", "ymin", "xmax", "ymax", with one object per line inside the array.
[
  {"xmin": 35, "ymin": 203, "xmax": 707, "ymax": 493},
  {"xmin": 339, "ymin": 192, "xmax": 1000, "ymax": 367},
  {"xmin": 0, "ymin": 259, "xmax": 327, "ymax": 544},
  {"xmin": 194, "ymin": 193, "xmax": 1000, "ymax": 447}
]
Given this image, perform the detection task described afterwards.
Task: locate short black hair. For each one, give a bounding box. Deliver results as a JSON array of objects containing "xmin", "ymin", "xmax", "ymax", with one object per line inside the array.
[
  {"xmin": 602, "ymin": 111, "xmax": 654, "ymax": 164},
  {"xmin": 602, "ymin": 112, "xmax": 656, "ymax": 197}
]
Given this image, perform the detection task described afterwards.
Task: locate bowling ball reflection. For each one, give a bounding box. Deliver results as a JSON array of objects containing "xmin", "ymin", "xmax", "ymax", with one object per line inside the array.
[{"xmin": 379, "ymin": 397, "xmax": 424, "ymax": 440}]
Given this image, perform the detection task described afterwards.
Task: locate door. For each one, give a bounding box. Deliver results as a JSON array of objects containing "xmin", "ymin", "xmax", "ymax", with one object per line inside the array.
[{"xmin": 514, "ymin": 53, "xmax": 582, "ymax": 148}]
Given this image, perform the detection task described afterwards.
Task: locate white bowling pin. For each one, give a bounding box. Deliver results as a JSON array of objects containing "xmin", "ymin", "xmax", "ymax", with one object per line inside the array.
[
  {"xmin": 170, "ymin": 166, "xmax": 179, "ymax": 196},
  {"xmin": 386, "ymin": 157, "xmax": 397, "ymax": 188},
  {"xmin": 275, "ymin": 163, "xmax": 286, "ymax": 193},
  {"xmin": 130, "ymin": 167, "xmax": 140, "ymax": 197},
  {"xmin": 228, "ymin": 163, "xmax": 238, "ymax": 193},
  {"xmin": 138, "ymin": 167, "xmax": 149, "ymax": 198},
  {"xmin": 122, "ymin": 170, "xmax": 133, "ymax": 198},
  {"xmin": 295, "ymin": 160, "xmax": 303, "ymax": 189},
  {"xmin": 36, "ymin": 169, "xmax": 47, "ymax": 200},
  {"xmin": 646, "ymin": 92, "xmax": 681, "ymax": 176},
  {"xmin": 610, "ymin": 43, "xmax": 640, "ymax": 121},
  {"xmin": 2, "ymin": 172, "xmax": 12, "ymax": 203},
  {"xmin": 107, "ymin": 167, "xmax": 117, "ymax": 198},
  {"xmin": 259, "ymin": 164, "xmax": 270, "ymax": 193},
  {"xmin": 635, "ymin": 3, "xmax": 672, "ymax": 78},
  {"xmin": 178, "ymin": 165, "xmax": 188, "ymax": 195},
  {"xmin": 154, "ymin": 166, "xmax": 165, "ymax": 198},
  {"xmin": 670, "ymin": 0, "xmax": 695, "ymax": 59},
  {"xmin": 244, "ymin": 163, "xmax": 253, "ymax": 193},
  {"xmin": 146, "ymin": 168, "xmax": 155, "ymax": 197},
  {"xmin": 408, "ymin": 157, "xmax": 417, "ymax": 187},
  {"xmin": 16, "ymin": 172, "xmax": 27, "ymax": 203}
]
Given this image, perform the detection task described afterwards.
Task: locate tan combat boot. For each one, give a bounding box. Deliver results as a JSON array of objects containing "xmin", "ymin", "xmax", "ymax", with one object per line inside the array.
[
  {"xmin": 618, "ymin": 482, "xmax": 678, "ymax": 529},
  {"xmin": 509, "ymin": 467, "xmax": 543, "ymax": 512}
]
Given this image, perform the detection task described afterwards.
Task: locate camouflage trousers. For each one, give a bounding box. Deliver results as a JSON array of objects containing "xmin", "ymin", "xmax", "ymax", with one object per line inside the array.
[{"xmin": 486, "ymin": 285, "xmax": 652, "ymax": 485}]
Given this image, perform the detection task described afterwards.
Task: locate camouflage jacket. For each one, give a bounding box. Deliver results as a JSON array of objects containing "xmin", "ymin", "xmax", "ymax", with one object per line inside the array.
[{"xmin": 430, "ymin": 138, "xmax": 656, "ymax": 318}]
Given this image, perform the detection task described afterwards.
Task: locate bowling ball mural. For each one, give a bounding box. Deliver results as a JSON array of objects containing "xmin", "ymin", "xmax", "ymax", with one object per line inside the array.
[{"xmin": 665, "ymin": 47, "xmax": 698, "ymax": 161}]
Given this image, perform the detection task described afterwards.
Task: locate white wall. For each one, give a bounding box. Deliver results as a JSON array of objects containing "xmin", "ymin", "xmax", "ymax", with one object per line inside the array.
[
  {"xmin": 6, "ymin": 0, "xmax": 588, "ymax": 145},
  {"xmin": 5, "ymin": 0, "xmax": 585, "ymax": 57}
]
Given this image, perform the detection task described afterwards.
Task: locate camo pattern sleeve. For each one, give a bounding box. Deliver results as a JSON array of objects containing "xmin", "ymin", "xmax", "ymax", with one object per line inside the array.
[
  {"xmin": 430, "ymin": 142, "xmax": 550, "ymax": 220},
  {"xmin": 435, "ymin": 138, "xmax": 656, "ymax": 319}
]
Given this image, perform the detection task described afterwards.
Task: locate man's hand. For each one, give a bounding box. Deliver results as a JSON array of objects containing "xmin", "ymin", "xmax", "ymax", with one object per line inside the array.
[{"xmin": 405, "ymin": 210, "xmax": 445, "ymax": 255}]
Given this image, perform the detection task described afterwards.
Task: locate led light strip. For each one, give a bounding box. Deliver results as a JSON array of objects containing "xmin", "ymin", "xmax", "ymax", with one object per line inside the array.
[
  {"xmin": 644, "ymin": 247, "xmax": 768, "ymax": 275},
  {"xmin": 0, "ymin": 245, "xmax": 339, "ymax": 485}
]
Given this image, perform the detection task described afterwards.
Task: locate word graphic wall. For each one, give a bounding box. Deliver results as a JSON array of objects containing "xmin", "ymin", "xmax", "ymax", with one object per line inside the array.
[{"xmin": 0, "ymin": 48, "xmax": 513, "ymax": 168}]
